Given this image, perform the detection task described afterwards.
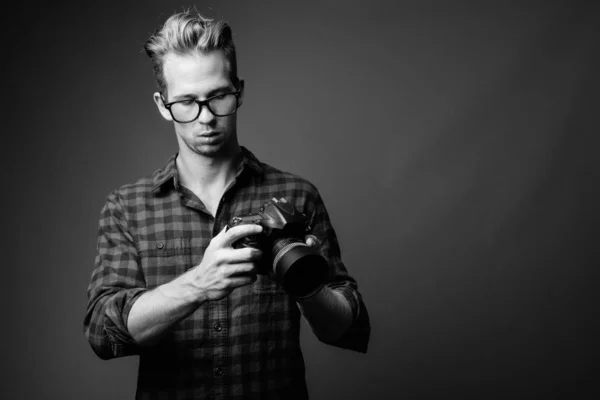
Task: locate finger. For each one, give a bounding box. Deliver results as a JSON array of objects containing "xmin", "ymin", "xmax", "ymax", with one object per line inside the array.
[
  {"xmin": 218, "ymin": 253, "xmax": 259, "ymax": 275},
  {"xmin": 229, "ymin": 265, "xmax": 258, "ymax": 279},
  {"xmin": 304, "ymin": 234, "xmax": 320, "ymax": 248},
  {"xmin": 211, "ymin": 225, "xmax": 230, "ymax": 245},
  {"xmin": 222, "ymin": 224, "xmax": 263, "ymax": 247},
  {"xmin": 210, "ymin": 225, "xmax": 236, "ymax": 247},
  {"xmin": 227, "ymin": 273, "xmax": 257, "ymax": 289},
  {"xmin": 225, "ymin": 247, "xmax": 263, "ymax": 264}
]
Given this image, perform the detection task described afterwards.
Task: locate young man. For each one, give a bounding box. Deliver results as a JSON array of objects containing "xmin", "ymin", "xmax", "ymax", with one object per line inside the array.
[{"xmin": 84, "ymin": 10, "xmax": 370, "ymax": 399}]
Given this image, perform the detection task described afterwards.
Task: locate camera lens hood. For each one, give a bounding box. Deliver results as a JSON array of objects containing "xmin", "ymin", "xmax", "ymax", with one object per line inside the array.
[{"xmin": 273, "ymin": 242, "xmax": 328, "ymax": 297}]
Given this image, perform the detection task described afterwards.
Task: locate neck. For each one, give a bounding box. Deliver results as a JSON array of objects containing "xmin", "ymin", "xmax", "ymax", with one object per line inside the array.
[{"xmin": 176, "ymin": 144, "xmax": 242, "ymax": 190}]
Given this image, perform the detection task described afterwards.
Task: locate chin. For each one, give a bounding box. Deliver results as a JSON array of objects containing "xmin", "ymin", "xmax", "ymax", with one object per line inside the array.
[
  {"xmin": 181, "ymin": 132, "xmax": 236, "ymax": 158},
  {"xmin": 196, "ymin": 148, "xmax": 223, "ymax": 157},
  {"xmin": 193, "ymin": 141, "xmax": 228, "ymax": 157}
]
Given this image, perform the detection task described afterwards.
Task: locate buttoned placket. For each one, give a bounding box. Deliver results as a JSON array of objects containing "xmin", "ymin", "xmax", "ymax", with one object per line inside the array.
[
  {"xmin": 176, "ymin": 165, "xmax": 246, "ymax": 399},
  {"xmin": 210, "ymin": 177, "xmax": 242, "ymax": 399}
]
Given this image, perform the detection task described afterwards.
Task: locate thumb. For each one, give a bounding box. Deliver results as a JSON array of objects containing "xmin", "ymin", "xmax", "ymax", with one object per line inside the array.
[
  {"xmin": 304, "ymin": 234, "xmax": 320, "ymax": 248},
  {"xmin": 212, "ymin": 225, "xmax": 229, "ymax": 244}
]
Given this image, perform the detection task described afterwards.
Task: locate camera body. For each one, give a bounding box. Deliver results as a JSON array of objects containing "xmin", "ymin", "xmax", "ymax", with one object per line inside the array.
[
  {"xmin": 230, "ymin": 197, "xmax": 310, "ymax": 252},
  {"xmin": 229, "ymin": 197, "xmax": 328, "ymax": 297}
]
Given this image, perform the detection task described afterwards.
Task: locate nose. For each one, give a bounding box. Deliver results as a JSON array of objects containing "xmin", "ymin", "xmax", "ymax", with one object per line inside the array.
[{"xmin": 197, "ymin": 104, "xmax": 216, "ymax": 124}]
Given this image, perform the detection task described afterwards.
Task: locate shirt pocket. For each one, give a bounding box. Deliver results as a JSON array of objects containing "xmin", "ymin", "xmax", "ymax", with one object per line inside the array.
[
  {"xmin": 138, "ymin": 237, "xmax": 193, "ymax": 289},
  {"xmin": 139, "ymin": 237, "xmax": 207, "ymax": 348}
]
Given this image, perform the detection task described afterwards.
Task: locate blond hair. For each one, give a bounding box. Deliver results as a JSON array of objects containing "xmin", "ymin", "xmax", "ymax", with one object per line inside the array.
[{"xmin": 144, "ymin": 10, "xmax": 238, "ymax": 97}]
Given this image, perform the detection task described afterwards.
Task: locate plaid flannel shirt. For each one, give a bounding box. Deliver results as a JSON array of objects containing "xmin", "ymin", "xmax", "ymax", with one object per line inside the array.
[{"xmin": 84, "ymin": 147, "xmax": 370, "ymax": 399}]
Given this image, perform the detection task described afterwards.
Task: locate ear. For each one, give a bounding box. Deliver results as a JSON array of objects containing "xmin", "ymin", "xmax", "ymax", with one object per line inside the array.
[
  {"xmin": 153, "ymin": 92, "xmax": 173, "ymax": 121},
  {"xmin": 236, "ymin": 79, "xmax": 245, "ymax": 108}
]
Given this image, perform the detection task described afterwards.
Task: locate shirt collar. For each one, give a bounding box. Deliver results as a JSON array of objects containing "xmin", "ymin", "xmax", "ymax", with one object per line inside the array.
[{"xmin": 150, "ymin": 146, "xmax": 264, "ymax": 193}]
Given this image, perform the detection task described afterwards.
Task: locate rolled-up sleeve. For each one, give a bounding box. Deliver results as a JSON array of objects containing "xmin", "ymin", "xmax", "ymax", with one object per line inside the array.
[
  {"xmin": 84, "ymin": 192, "xmax": 147, "ymax": 359},
  {"xmin": 308, "ymin": 189, "xmax": 371, "ymax": 353}
]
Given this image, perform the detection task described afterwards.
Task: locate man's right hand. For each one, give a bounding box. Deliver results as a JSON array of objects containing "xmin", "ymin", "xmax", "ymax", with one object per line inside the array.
[{"xmin": 186, "ymin": 224, "xmax": 264, "ymax": 303}]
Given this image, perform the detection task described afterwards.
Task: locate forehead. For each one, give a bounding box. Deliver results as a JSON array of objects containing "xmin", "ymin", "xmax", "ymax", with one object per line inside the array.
[{"xmin": 162, "ymin": 50, "xmax": 233, "ymax": 98}]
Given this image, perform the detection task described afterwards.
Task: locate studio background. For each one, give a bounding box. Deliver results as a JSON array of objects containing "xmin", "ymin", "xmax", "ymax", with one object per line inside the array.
[{"xmin": 5, "ymin": 1, "xmax": 599, "ymax": 399}]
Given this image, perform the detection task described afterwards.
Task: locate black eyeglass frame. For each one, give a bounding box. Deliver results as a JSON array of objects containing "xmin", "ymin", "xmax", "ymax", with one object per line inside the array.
[{"xmin": 161, "ymin": 91, "xmax": 242, "ymax": 123}]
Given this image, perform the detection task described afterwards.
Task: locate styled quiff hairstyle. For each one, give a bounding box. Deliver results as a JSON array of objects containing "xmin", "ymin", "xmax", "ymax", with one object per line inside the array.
[{"xmin": 144, "ymin": 10, "xmax": 239, "ymax": 98}]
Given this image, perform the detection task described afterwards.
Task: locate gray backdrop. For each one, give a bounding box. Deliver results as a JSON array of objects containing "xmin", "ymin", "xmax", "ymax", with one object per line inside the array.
[{"xmin": 5, "ymin": 0, "xmax": 600, "ymax": 399}]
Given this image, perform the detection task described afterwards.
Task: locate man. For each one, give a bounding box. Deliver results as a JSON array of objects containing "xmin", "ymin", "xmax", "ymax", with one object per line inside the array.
[{"xmin": 84, "ymin": 10, "xmax": 370, "ymax": 399}]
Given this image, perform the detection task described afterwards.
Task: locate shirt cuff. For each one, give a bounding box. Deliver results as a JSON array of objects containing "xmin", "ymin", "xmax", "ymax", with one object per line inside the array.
[
  {"xmin": 323, "ymin": 285, "xmax": 371, "ymax": 353},
  {"xmin": 103, "ymin": 287, "xmax": 148, "ymax": 357}
]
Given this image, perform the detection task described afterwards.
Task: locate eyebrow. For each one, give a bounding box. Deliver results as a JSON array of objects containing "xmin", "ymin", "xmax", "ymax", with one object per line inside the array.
[{"xmin": 172, "ymin": 86, "xmax": 233, "ymax": 101}]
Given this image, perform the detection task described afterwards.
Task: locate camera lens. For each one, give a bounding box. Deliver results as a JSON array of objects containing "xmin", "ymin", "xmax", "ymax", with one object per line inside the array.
[{"xmin": 271, "ymin": 238, "xmax": 328, "ymax": 297}]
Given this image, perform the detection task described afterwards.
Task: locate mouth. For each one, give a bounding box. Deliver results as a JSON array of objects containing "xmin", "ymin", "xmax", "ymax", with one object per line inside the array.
[
  {"xmin": 199, "ymin": 131, "xmax": 220, "ymax": 138},
  {"xmin": 196, "ymin": 131, "xmax": 222, "ymax": 145}
]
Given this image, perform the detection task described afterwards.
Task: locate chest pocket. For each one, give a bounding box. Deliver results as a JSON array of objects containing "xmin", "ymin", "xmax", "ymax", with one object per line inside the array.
[{"xmin": 139, "ymin": 237, "xmax": 193, "ymax": 289}]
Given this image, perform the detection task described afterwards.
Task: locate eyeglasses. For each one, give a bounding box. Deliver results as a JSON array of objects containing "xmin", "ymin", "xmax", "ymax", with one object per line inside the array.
[{"xmin": 161, "ymin": 91, "xmax": 241, "ymax": 123}]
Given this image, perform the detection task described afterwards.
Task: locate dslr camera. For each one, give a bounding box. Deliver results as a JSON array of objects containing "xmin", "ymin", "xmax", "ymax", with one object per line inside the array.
[{"xmin": 229, "ymin": 197, "xmax": 328, "ymax": 297}]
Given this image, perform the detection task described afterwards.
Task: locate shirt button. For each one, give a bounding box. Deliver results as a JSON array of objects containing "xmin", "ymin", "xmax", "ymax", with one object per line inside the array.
[
  {"xmin": 214, "ymin": 323, "xmax": 222, "ymax": 332},
  {"xmin": 215, "ymin": 367, "xmax": 223, "ymax": 376},
  {"xmin": 156, "ymin": 242, "xmax": 164, "ymax": 250}
]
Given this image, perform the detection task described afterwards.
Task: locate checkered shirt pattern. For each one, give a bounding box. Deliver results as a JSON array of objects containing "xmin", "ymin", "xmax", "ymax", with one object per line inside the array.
[{"xmin": 84, "ymin": 147, "xmax": 370, "ymax": 399}]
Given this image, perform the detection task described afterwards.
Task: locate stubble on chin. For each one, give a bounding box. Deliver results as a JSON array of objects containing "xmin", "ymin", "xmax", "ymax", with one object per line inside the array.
[
  {"xmin": 195, "ymin": 147, "xmax": 222, "ymax": 157},
  {"xmin": 189, "ymin": 138, "xmax": 233, "ymax": 158}
]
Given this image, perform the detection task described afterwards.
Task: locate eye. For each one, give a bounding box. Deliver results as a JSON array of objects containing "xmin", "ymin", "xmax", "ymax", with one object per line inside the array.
[
  {"xmin": 179, "ymin": 99, "xmax": 195, "ymax": 106},
  {"xmin": 213, "ymin": 94, "xmax": 227, "ymax": 100}
]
